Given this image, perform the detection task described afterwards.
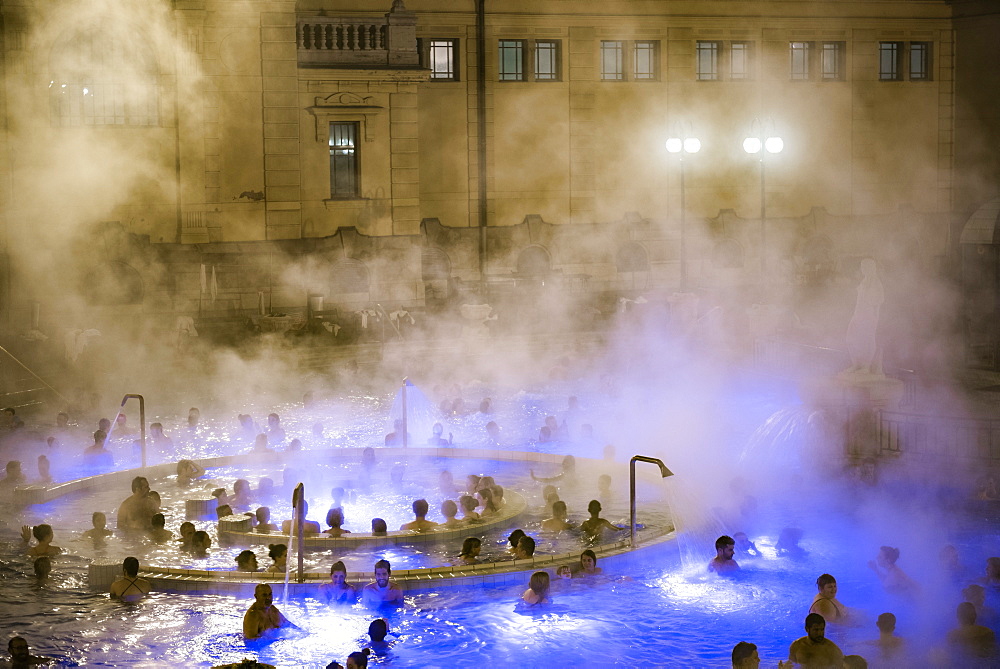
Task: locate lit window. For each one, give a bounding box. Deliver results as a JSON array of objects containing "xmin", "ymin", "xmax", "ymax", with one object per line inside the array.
[
  {"xmin": 789, "ymin": 42, "xmax": 812, "ymax": 80},
  {"xmin": 601, "ymin": 41, "xmax": 624, "ymax": 80},
  {"xmin": 696, "ymin": 41, "xmax": 719, "ymax": 81},
  {"xmin": 428, "ymin": 39, "xmax": 458, "ymax": 81},
  {"xmin": 879, "ymin": 42, "xmax": 901, "ymax": 81},
  {"xmin": 634, "ymin": 41, "xmax": 658, "ymax": 80},
  {"xmin": 535, "ymin": 40, "xmax": 560, "ymax": 81},
  {"xmin": 329, "ymin": 122, "xmax": 359, "ymax": 199},
  {"xmin": 498, "ymin": 40, "xmax": 524, "ymax": 81},
  {"xmin": 910, "ymin": 42, "xmax": 931, "ymax": 80},
  {"xmin": 49, "ymin": 28, "xmax": 159, "ymax": 127},
  {"xmin": 730, "ymin": 42, "xmax": 751, "ymax": 80},
  {"xmin": 821, "ymin": 42, "xmax": 844, "ymax": 81}
]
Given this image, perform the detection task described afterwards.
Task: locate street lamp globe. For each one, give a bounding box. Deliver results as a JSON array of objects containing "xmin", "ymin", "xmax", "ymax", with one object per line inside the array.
[
  {"xmin": 683, "ymin": 137, "xmax": 701, "ymax": 154},
  {"xmin": 764, "ymin": 136, "xmax": 784, "ymax": 154},
  {"xmin": 665, "ymin": 137, "xmax": 683, "ymax": 153},
  {"xmin": 743, "ymin": 137, "xmax": 762, "ymax": 154}
]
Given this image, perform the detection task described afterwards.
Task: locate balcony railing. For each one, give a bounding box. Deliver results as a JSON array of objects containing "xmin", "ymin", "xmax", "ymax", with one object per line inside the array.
[{"xmin": 297, "ymin": 2, "xmax": 418, "ymax": 68}]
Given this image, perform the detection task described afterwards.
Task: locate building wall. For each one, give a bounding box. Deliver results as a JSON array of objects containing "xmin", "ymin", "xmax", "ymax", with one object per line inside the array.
[{"xmin": 0, "ymin": 0, "xmax": 977, "ymax": 323}]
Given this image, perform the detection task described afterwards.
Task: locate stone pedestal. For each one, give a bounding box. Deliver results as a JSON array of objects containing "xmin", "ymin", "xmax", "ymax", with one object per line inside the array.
[
  {"xmin": 88, "ymin": 561, "xmax": 120, "ymax": 591},
  {"xmin": 186, "ymin": 498, "xmax": 218, "ymax": 520}
]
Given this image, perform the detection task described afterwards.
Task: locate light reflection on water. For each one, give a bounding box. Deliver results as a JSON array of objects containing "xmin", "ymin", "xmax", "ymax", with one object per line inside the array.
[{"xmin": 3, "ymin": 387, "xmax": 999, "ymax": 666}]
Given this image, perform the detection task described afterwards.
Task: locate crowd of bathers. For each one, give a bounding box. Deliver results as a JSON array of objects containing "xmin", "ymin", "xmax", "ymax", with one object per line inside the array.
[{"xmin": 713, "ymin": 534, "xmax": 1000, "ymax": 667}]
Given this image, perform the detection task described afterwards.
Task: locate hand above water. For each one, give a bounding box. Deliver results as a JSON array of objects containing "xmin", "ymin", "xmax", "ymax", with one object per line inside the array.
[{"xmin": 21, "ymin": 525, "xmax": 31, "ymax": 542}]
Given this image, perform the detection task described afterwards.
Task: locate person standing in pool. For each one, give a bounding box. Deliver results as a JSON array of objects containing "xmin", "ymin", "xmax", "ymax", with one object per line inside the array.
[
  {"xmin": 3, "ymin": 636, "xmax": 51, "ymax": 667},
  {"xmin": 243, "ymin": 583, "xmax": 290, "ymax": 639},
  {"xmin": 788, "ymin": 613, "xmax": 844, "ymax": 667},
  {"xmin": 321, "ymin": 561, "xmax": 357, "ymax": 604},
  {"xmin": 580, "ymin": 500, "xmax": 622, "ymax": 540},
  {"xmin": 117, "ymin": 476, "xmax": 153, "ymax": 532},
  {"xmin": 708, "ymin": 535, "xmax": 739, "ymax": 574},
  {"xmin": 808, "ymin": 574, "xmax": 848, "ymax": 623},
  {"xmin": 360, "ymin": 559, "xmax": 404, "ymax": 607},
  {"xmin": 400, "ymin": 499, "xmax": 438, "ymax": 532},
  {"xmin": 109, "ymin": 557, "xmax": 151, "ymax": 603}
]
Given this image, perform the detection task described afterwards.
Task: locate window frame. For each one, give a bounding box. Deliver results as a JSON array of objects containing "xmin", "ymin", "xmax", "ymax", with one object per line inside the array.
[
  {"xmin": 729, "ymin": 41, "xmax": 752, "ymax": 81},
  {"xmin": 498, "ymin": 39, "xmax": 525, "ymax": 81},
  {"xmin": 820, "ymin": 41, "xmax": 845, "ymax": 81},
  {"xmin": 695, "ymin": 41, "xmax": 720, "ymax": 81},
  {"xmin": 789, "ymin": 41, "xmax": 813, "ymax": 81},
  {"xmin": 425, "ymin": 38, "xmax": 459, "ymax": 82},
  {"xmin": 534, "ymin": 39, "xmax": 562, "ymax": 82},
  {"xmin": 498, "ymin": 38, "xmax": 562, "ymax": 82},
  {"xmin": 328, "ymin": 121, "xmax": 360, "ymax": 200},
  {"xmin": 633, "ymin": 40, "xmax": 660, "ymax": 81},
  {"xmin": 879, "ymin": 41, "xmax": 903, "ymax": 81},
  {"xmin": 600, "ymin": 40, "xmax": 625, "ymax": 81},
  {"xmin": 909, "ymin": 41, "xmax": 932, "ymax": 81}
]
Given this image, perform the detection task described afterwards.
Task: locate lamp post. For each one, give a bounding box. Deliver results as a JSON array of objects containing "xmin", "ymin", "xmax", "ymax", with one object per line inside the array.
[
  {"xmin": 666, "ymin": 132, "xmax": 701, "ymax": 290},
  {"xmin": 743, "ymin": 119, "xmax": 783, "ymax": 280}
]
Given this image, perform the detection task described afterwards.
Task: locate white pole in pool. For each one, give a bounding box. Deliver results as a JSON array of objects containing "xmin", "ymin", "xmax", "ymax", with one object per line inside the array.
[{"xmin": 282, "ymin": 483, "xmax": 304, "ymax": 605}]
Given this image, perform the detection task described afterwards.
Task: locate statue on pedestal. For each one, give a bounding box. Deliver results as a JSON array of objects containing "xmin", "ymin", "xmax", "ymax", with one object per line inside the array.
[{"xmin": 845, "ymin": 258, "xmax": 883, "ymax": 376}]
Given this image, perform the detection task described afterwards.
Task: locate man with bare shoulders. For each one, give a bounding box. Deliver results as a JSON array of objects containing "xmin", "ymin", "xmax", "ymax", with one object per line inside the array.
[
  {"xmin": 579, "ymin": 500, "xmax": 621, "ymax": 539},
  {"xmin": 243, "ymin": 584, "xmax": 290, "ymax": 639},
  {"xmin": 709, "ymin": 535, "xmax": 740, "ymax": 574},
  {"xmin": 399, "ymin": 499, "xmax": 438, "ymax": 532},
  {"xmin": 1, "ymin": 636, "xmax": 51, "ymax": 667},
  {"xmin": 109, "ymin": 557, "xmax": 151, "ymax": 603},
  {"xmin": 360, "ymin": 559, "xmax": 404, "ymax": 607},
  {"xmin": 117, "ymin": 476, "xmax": 153, "ymax": 532},
  {"xmin": 788, "ymin": 613, "xmax": 844, "ymax": 668}
]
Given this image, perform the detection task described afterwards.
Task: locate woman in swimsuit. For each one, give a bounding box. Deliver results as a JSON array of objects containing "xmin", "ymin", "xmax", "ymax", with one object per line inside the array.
[{"xmin": 808, "ymin": 573, "xmax": 848, "ymax": 623}]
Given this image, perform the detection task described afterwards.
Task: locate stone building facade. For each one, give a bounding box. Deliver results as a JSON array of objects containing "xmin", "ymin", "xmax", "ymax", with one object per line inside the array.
[{"xmin": 0, "ymin": 0, "xmax": 994, "ymax": 339}]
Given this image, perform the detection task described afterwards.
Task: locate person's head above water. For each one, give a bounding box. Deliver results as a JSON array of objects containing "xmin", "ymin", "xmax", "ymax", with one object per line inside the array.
[
  {"xmin": 876, "ymin": 612, "xmax": 896, "ymax": 633},
  {"xmin": 804, "ymin": 613, "xmax": 826, "ymax": 640},
  {"xmin": 326, "ymin": 507, "xmax": 345, "ymax": 528},
  {"xmin": 371, "ymin": 518, "xmax": 387, "ymax": 534},
  {"xmin": 731, "ymin": 641, "xmax": 759, "ymax": 668},
  {"xmin": 508, "ymin": 529, "xmax": 525, "ymax": 549},
  {"xmin": 34, "ymin": 556, "xmax": 51, "ymax": 578},
  {"xmin": 816, "ymin": 573, "xmax": 837, "ymax": 596},
  {"xmin": 122, "ymin": 556, "xmax": 140, "ymax": 578},
  {"xmin": 587, "ymin": 500, "xmax": 602, "ymax": 516},
  {"xmin": 411, "ymin": 498, "xmax": 429, "ymax": 518},
  {"xmin": 368, "ymin": 618, "xmax": 389, "ymax": 642}
]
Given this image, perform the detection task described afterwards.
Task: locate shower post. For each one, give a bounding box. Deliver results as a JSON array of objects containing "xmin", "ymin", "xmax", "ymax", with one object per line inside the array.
[
  {"xmin": 629, "ymin": 455, "xmax": 674, "ymax": 549},
  {"xmin": 294, "ymin": 483, "xmax": 305, "ymax": 583},
  {"xmin": 401, "ymin": 378, "xmax": 408, "ymax": 447},
  {"xmin": 122, "ymin": 394, "xmax": 145, "ymax": 468}
]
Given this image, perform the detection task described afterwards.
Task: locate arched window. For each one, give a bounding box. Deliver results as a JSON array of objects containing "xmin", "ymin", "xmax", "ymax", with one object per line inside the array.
[
  {"xmin": 421, "ymin": 247, "xmax": 451, "ymax": 282},
  {"xmin": 615, "ymin": 242, "xmax": 649, "ymax": 273},
  {"xmin": 49, "ymin": 25, "xmax": 159, "ymax": 126},
  {"xmin": 330, "ymin": 259, "xmax": 370, "ymax": 295},
  {"xmin": 83, "ymin": 261, "xmax": 144, "ymax": 305},
  {"xmin": 516, "ymin": 246, "xmax": 551, "ymax": 276},
  {"xmin": 712, "ymin": 239, "xmax": 745, "ymax": 269}
]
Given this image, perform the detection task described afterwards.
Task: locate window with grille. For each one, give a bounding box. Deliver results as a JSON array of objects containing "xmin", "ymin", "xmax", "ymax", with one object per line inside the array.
[
  {"xmin": 879, "ymin": 42, "xmax": 902, "ymax": 81},
  {"xmin": 498, "ymin": 40, "xmax": 524, "ymax": 81},
  {"xmin": 535, "ymin": 41, "xmax": 560, "ymax": 81},
  {"xmin": 821, "ymin": 42, "xmax": 844, "ymax": 81},
  {"xmin": 601, "ymin": 41, "xmax": 624, "ymax": 80},
  {"xmin": 910, "ymin": 42, "xmax": 931, "ymax": 80},
  {"xmin": 696, "ymin": 41, "xmax": 720, "ymax": 81},
  {"xmin": 634, "ymin": 41, "xmax": 658, "ymax": 80},
  {"xmin": 329, "ymin": 122, "xmax": 359, "ymax": 199},
  {"xmin": 428, "ymin": 39, "xmax": 458, "ymax": 80},
  {"xmin": 789, "ymin": 42, "xmax": 812, "ymax": 80}
]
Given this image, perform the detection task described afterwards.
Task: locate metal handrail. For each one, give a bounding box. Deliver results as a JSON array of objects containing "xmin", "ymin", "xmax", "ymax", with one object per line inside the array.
[
  {"xmin": 630, "ymin": 455, "xmax": 673, "ymax": 549},
  {"xmin": 121, "ymin": 394, "xmax": 146, "ymax": 468}
]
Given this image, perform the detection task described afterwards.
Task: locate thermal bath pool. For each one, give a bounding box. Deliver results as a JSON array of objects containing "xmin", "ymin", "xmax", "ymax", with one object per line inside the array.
[{"xmin": 3, "ymin": 385, "xmax": 1000, "ymax": 667}]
